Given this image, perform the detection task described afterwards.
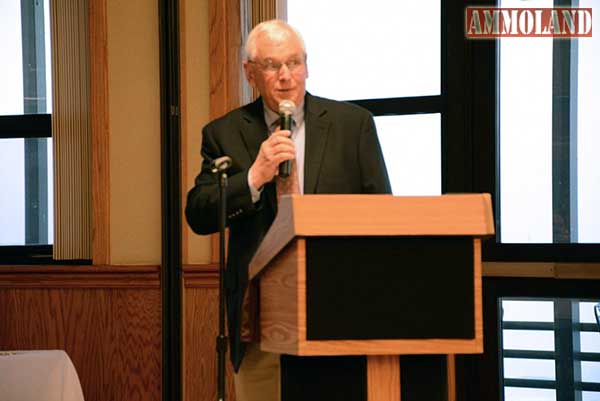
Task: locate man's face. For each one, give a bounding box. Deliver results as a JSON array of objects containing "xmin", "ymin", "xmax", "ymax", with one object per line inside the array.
[{"xmin": 244, "ymin": 32, "xmax": 308, "ymax": 112}]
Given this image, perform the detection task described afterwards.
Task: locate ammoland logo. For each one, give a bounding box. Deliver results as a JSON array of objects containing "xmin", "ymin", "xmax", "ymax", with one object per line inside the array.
[{"xmin": 465, "ymin": 7, "xmax": 592, "ymax": 38}]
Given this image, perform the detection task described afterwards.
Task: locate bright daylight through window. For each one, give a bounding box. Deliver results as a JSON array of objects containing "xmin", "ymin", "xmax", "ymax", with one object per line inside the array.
[
  {"xmin": 287, "ymin": 0, "xmax": 442, "ymax": 196},
  {"xmin": 0, "ymin": 0, "xmax": 53, "ymax": 246},
  {"xmin": 498, "ymin": 0, "xmax": 600, "ymax": 244}
]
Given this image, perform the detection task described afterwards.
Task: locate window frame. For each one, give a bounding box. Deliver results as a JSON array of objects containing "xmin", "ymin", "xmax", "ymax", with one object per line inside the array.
[
  {"xmin": 457, "ymin": 278, "xmax": 600, "ymax": 401},
  {"xmin": 500, "ymin": 298, "xmax": 600, "ymax": 399},
  {"xmin": 0, "ymin": 0, "xmax": 53, "ymax": 264},
  {"xmin": 0, "ymin": 114, "xmax": 54, "ymax": 263},
  {"xmin": 468, "ymin": 0, "xmax": 600, "ymax": 262}
]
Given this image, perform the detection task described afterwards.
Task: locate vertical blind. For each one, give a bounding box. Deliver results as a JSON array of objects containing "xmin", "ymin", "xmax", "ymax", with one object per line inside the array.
[{"xmin": 51, "ymin": 0, "xmax": 92, "ymax": 260}]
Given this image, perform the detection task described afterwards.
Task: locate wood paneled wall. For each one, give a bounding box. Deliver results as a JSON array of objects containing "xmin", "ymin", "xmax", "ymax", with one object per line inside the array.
[
  {"xmin": 183, "ymin": 265, "xmax": 237, "ymax": 401},
  {"xmin": 0, "ymin": 266, "xmax": 161, "ymax": 401}
]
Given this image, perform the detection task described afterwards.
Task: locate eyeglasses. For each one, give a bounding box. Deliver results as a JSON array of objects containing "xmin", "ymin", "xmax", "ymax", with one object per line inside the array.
[{"xmin": 248, "ymin": 58, "xmax": 305, "ymax": 74}]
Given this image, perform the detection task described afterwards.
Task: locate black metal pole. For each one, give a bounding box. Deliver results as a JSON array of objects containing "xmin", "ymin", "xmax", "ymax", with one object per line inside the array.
[
  {"xmin": 159, "ymin": 0, "xmax": 182, "ymax": 400},
  {"xmin": 217, "ymin": 170, "xmax": 228, "ymax": 401}
]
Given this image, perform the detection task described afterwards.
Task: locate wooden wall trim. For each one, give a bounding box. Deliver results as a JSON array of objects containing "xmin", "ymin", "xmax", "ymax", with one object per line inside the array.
[
  {"xmin": 90, "ymin": 0, "xmax": 111, "ymax": 265},
  {"xmin": 209, "ymin": 0, "xmax": 246, "ymax": 263},
  {"xmin": 0, "ymin": 265, "xmax": 160, "ymax": 288},
  {"xmin": 10, "ymin": 261, "xmax": 595, "ymax": 288},
  {"xmin": 483, "ymin": 262, "xmax": 600, "ymax": 279},
  {"xmin": 183, "ymin": 264, "xmax": 218, "ymax": 288},
  {"xmin": 208, "ymin": 0, "xmax": 243, "ymax": 120}
]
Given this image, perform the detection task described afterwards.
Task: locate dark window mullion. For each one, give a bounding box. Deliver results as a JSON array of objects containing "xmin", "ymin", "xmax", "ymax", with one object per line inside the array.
[
  {"xmin": 25, "ymin": 138, "xmax": 48, "ymax": 245},
  {"xmin": 0, "ymin": 114, "xmax": 52, "ymax": 139},
  {"xmin": 348, "ymin": 95, "xmax": 443, "ymax": 117},
  {"xmin": 20, "ymin": 0, "xmax": 48, "ymax": 114},
  {"xmin": 555, "ymin": 299, "xmax": 577, "ymax": 401},
  {"xmin": 552, "ymin": 0, "xmax": 578, "ymax": 244},
  {"xmin": 20, "ymin": 0, "xmax": 49, "ymax": 246},
  {"xmin": 498, "ymin": 299, "xmax": 506, "ymax": 401},
  {"xmin": 502, "ymin": 321, "xmax": 555, "ymax": 330},
  {"xmin": 503, "ymin": 350, "xmax": 556, "ymax": 359},
  {"xmin": 574, "ymin": 323, "xmax": 600, "ymax": 332},
  {"xmin": 572, "ymin": 301, "xmax": 583, "ymax": 401},
  {"xmin": 574, "ymin": 382, "xmax": 600, "ymax": 392},
  {"xmin": 504, "ymin": 378, "xmax": 556, "ymax": 389},
  {"xmin": 575, "ymin": 352, "xmax": 600, "ymax": 362},
  {"xmin": 0, "ymin": 245, "xmax": 52, "ymax": 262}
]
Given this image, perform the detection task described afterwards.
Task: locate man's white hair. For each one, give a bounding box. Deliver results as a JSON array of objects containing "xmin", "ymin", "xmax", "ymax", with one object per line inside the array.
[{"xmin": 244, "ymin": 19, "xmax": 307, "ymax": 61}]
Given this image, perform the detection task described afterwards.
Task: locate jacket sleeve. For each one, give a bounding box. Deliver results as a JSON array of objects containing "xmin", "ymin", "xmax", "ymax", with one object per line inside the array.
[
  {"xmin": 358, "ymin": 112, "xmax": 392, "ymax": 194},
  {"xmin": 185, "ymin": 124, "xmax": 260, "ymax": 235}
]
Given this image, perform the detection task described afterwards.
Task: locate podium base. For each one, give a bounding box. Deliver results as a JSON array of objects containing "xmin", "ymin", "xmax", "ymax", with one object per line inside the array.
[{"xmin": 279, "ymin": 354, "xmax": 449, "ymax": 401}]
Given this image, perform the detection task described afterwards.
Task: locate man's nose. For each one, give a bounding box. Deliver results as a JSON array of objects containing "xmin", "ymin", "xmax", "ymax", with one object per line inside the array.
[{"xmin": 277, "ymin": 63, "xmax": 292, "ymax": 79}]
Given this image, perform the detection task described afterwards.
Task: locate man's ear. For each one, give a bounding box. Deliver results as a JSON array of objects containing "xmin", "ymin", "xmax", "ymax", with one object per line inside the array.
[{"xmin": 243, "ymin": 61, "xmax": 256, "ymax": 87}]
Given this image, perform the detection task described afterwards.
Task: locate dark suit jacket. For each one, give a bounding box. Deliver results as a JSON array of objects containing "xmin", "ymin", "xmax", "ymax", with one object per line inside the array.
[{"xmin": 185, "ymin": 93, "xmax": 391, "ymax": 371}]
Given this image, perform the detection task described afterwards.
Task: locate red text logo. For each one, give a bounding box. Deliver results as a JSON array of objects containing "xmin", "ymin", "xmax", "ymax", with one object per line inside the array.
[{"xmin": 465, "ymin": 7, "xmax": 592, "ymax": 38}]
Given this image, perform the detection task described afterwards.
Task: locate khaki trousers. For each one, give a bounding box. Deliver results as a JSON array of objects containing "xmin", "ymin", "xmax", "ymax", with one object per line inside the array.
[{"xmin": 233, "ymin": 343, "xmax": 281, "ymax": 401}]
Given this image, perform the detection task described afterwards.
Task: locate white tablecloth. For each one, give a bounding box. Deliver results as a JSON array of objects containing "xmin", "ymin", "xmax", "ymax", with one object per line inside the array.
[{"xmin": 0, "ymin": 350, "xmax": 84, "ymax": 401}]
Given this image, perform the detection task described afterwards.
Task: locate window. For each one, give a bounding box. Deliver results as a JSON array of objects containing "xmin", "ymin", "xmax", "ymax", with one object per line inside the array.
[
  {"xmin": 500, "ymin": 298, "xmax": 600, "ymax": 401},
  {"xmin": 497, "ymin": 0, "xmax": 600, "ymax": 244},
  {"xmin": 287, "ymin": 0, "xmax": 443, "ymax": 196},
  {"xmin": 0, "ymin": 0, "xmax": 53, "ymax": 260}
]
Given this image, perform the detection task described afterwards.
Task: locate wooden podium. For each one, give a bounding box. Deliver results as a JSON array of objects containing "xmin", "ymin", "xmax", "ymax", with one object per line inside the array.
[{"xmin": 249, "ymin": 194, "xmax": 494, "ymax": 401}]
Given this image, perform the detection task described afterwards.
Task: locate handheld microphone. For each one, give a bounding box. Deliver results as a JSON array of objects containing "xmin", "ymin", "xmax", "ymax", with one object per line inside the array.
[
  {"xmin": 211, "ymin": 156, "xmax": 232, "ymax": 173},
  {"xmin": 278, "ymin": 99, "xmax": 296, "ymax": 178}
]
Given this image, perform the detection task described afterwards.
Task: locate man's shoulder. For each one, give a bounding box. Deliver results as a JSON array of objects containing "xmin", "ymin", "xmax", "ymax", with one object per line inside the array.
[
  {"xmin": 204, "ymin": 102, "xmax": 258, "ymax": 131},
  {"xmin": 307, "ymin": 94, "xmax": 372, "ymax": 118}
]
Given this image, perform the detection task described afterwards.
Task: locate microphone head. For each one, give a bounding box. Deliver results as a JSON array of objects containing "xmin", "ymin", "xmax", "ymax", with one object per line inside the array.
[{"xmin": 278, "ymin": 100, "xmax": 296, "ymax": 116}]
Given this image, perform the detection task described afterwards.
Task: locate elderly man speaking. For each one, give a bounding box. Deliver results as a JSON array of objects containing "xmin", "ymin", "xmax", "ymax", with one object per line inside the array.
[{"xmin": 186, "ymin": 19, "xmax": 391, "ymax": 401}]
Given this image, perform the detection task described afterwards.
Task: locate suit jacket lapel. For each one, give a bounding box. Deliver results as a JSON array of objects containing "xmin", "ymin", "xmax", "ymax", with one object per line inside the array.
[
  {"xmin": 238, "ymin": 98, "xmax": 278, "ymax": 212},
  {"xmin": 304, "ymin": 94, "xmax": 331, "ymax": 194},
  {"xmin": 238, "ymin": 98, "xmax": 268, "ymax": 164}
]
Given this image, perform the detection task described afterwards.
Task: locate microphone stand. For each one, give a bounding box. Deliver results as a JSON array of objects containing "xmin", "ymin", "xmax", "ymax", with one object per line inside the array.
[{"xmin": 212, "ymin": 157, "xmax": 231, "ymax": 401}]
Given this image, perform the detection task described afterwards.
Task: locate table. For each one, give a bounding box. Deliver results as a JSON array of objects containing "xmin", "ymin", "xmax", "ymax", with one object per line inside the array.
[{"xmin": 0, "ymin": 350, "xmax": 84, "ymax": 401}]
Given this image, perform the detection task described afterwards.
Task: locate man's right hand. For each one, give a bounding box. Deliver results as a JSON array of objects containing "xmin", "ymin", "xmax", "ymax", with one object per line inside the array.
[{"xmin": 248, "ymin": 129, "xmax": 295, "ymax": 190}]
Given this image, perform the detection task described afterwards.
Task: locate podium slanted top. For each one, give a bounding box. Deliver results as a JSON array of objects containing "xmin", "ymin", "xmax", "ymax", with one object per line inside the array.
[{"xmin": 248, "ymin": 194, "xmax": 494, "ymax": 280}]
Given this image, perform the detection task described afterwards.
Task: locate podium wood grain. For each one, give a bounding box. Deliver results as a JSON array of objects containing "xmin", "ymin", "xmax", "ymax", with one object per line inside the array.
[
  {"xmin": 367, "ymin": 355, "xmax": 401, "ymax": 401},
  {"xmin": 260, "ymin": 241, "xmax": 305, "ymax": 354},
  {"xmin": 447, "ymin": 354, "xmax": 456, "ymax": 401},
  {"xmin": 250, "ymin": 194, "xmax": 494, "ymax": 279},
  {"xmin": 259, "ymin": 239, "xmax": 483, "ymax": 356}
]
